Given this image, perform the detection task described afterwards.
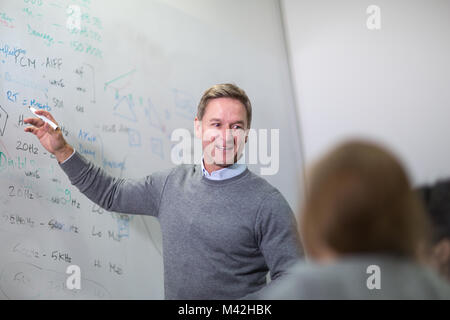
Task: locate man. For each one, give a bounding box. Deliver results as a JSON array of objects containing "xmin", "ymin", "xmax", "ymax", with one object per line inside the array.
[
  {"xmin": 24, "ymin": 83, "xmax": 302, "ymax": 299},
  {"xmin": 260, "ymin": 140, "xmax": 450, "ymax": 299}
]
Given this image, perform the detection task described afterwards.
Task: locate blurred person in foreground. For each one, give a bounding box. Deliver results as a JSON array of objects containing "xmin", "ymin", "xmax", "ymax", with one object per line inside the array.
[
  {"xmin": 418, "ymin": 180, "xmax": 450, "ymax": 283},
  {"xmin": 260, "ymin": 140, "xmax": 450, "ymax": 299}
]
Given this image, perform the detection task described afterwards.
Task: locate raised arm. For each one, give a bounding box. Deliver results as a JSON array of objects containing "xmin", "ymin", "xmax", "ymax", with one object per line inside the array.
[{"xmin": 24, "ymin": 110, "xmax": 168, "ymax": 216}]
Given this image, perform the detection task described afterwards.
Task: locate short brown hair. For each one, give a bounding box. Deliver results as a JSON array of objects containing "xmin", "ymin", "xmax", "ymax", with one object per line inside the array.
[
  {"xmin": 301, "ymin": 140, "xmax": 430, "ymax": 260},
  {"xmin": 197, "ymin": 83, "xmax": 252, "ymax": 128}
]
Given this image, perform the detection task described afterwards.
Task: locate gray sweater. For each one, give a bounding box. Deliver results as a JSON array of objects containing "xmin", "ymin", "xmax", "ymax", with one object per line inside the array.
[
  {"xmin": 259, "ymin": 255, "xmax": 450, "ymax": 300},
  {"xmin": 60, "ymin": 152, "xmax": 302, "ymax": 299}
]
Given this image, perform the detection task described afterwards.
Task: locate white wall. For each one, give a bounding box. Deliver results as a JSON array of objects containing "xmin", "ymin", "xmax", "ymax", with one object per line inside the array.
[{"xmin": 282, "ymin": 0, "xmax": 450, "ymax": 185}]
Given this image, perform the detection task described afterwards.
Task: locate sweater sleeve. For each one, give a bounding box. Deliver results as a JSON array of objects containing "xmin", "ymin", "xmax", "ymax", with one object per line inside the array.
[
  {"xmin": 243, "ymin": 191, "xmax": 303, "ymax": 298},
  {"xmin": 59, "ymin": 151, "xmax": 169, "ymax": 217}
]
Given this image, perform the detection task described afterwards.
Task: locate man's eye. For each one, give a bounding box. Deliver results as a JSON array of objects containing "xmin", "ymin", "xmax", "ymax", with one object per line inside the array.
[
  {"xmin": 212, "ymin": 123, "xmax": 220, "ymax": 127},
  {"xmin": 232, "ymin": 125, "xmax": 243, "ymax": 130}
]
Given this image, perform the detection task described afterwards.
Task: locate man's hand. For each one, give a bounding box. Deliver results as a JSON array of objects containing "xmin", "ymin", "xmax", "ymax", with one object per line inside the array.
[{"xmin": 24, "ymin": 110, "xmax": 74, "ymax": 163}]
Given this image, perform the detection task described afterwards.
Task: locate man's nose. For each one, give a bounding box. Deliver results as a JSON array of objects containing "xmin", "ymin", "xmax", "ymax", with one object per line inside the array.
[{"xmin": 219, "ymin": 128, "xmax": 234, "ymax": 145}]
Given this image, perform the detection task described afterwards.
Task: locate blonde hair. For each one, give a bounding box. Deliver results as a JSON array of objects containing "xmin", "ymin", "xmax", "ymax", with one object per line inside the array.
[
  {"xmin": 301, "ymin": 140, "xmax": 430, "ymax": 260},
  {"xmin": 197, "ymin": 83, "xmax": 252, "ymax": 128}
]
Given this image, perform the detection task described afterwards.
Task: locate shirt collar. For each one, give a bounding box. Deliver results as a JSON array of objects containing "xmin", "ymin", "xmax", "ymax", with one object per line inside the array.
[{"xmin": 201, "ymin": 157, "xmax": 247, "ymax": 181}]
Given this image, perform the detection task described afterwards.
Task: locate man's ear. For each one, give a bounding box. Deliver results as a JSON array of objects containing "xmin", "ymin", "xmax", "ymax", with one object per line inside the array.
[
  {"xmin": 245, "ymin": 129, "xmax": 249, "ymax": 144},
  {"xmin": 194, "ymin": 117, "xmax": 202, "ymax": 139}
]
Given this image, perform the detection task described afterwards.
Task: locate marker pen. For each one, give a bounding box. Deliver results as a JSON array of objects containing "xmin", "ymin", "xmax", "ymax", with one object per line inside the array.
[{"xmin": 28, "ymin": 106, "xmax": 59, "ymax": 130}]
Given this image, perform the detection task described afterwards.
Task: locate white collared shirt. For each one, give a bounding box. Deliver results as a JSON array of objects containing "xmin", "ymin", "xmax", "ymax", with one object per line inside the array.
[{"xmin": 201, "ymin": 158, "xmax": 247, "ymax": 181}]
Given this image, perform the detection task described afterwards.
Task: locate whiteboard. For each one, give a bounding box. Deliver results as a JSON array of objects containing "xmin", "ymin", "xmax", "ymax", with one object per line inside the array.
[
  {"xmin": 0, "ymin": 0, "xmax": 303, "ymax": 299},
  {"xmin": 282, "ymin": 0, "xmax": 450, "ymax": 186}
]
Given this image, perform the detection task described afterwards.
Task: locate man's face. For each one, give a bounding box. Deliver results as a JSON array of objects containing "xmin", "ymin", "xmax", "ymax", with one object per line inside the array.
[{"xmin": 195, "ymin": 97, "xmax": 248, "ymax": 171}]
